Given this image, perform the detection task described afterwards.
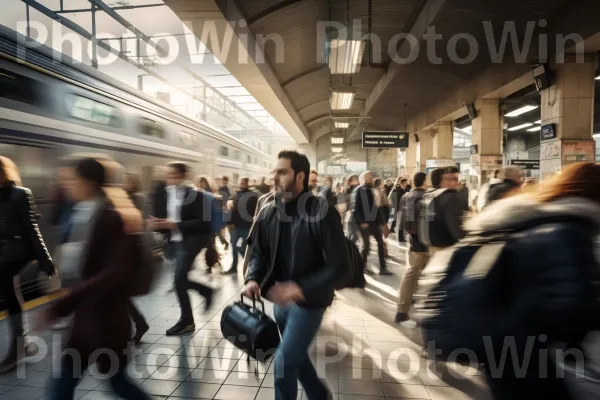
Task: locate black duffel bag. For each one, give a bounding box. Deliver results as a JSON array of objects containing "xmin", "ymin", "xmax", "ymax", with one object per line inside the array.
[{"xmin": 220, "ymin": 294, "xmax": 280, "ymax": 365}]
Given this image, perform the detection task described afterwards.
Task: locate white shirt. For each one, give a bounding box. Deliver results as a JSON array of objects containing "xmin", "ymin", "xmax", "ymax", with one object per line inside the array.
[{"xmin": 166, "ymin": 185, "xmax": 184, "ymax": 242}]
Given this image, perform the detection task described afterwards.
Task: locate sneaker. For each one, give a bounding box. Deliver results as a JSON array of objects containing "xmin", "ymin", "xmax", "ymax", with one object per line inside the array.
[
  {"xmin": 379, "ymin": 269, "xmax": 393, "ymax": 276},
  {"xmin": 166, "ymin": 320, "xmax": 195, "ymax": 336},
  {"xmin": 394, "ymin": 312, "xmax": 409, "ymax": 324},
  {"xmin": 51, "ymin": 316, "xmax": 73, "ymax": 331},
  {"xmin": 133, "ymin": 322, "xmax": 150, "ymax": 345}
]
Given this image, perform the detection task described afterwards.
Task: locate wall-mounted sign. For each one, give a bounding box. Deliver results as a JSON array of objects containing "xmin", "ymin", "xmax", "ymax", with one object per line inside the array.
[
  {"xmin": 470, "ymin": 144, "xmax": 478, "ymax": 154},
  {"xmin": 562, "ymin": 140, "xmax": 595, "ymax": 165},
  {"xmin": 540, "ymin": 124, "xmax": 557, "ymax": 141},
  {"xmin": 362, "ymin": 131, "xmax": 409, "ymax": 148},
  {"xmin": 425, "ymin": 159, "xmax": 456, "ymax": 169},
  {"xmin": 511, "ymin": 159, "xmax": 540, "ymax": 170},
  {"xmin": 480, "ymin": 155, "xmax": 503, "ymax": 171}
]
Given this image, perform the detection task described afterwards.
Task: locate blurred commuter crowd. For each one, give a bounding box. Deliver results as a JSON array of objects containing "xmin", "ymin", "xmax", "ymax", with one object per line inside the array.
[{"xmin": 0, "ymin": 151, "xmax": 599, "ymax": 399}]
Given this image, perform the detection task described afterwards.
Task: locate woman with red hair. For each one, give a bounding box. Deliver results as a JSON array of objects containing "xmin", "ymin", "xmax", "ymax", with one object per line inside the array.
[{"xmin": 463, "ymin": 162, "xmax": 600, "ymax": 399}]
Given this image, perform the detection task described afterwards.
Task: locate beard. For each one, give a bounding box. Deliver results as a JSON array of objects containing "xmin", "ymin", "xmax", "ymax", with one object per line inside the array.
[{"xmin": 274, "ymin": 180, "xmax": 296, "ymax": 200}]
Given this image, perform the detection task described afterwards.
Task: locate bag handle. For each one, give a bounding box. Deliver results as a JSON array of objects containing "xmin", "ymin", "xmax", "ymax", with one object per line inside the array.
[{"xmin": 241, "ymin": 293, "xmax": 266, "ymax": 316}]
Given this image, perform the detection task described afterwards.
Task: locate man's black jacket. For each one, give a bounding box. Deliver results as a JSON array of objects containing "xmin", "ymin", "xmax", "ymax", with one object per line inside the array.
[
  {"xmin": 153, "ymin": 185, "xmax": 212, "ymax": 256},
  {"xmin": 246, "ymin": 193, "xmax": 349, "ymax": 308},
  {"xmin": 351, "ymin": 184, "xmax": 380, "ymax": 225},
  {"xmin": 486, "ymin": 179, "xmax": 520, "ymax": 206},
  {"xmin": 230, "ymin": 188, "xmax": 259, "ymax": 229}
]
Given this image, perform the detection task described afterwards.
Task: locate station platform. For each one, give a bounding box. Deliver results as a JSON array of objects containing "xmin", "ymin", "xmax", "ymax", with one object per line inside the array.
[{"xmin": 0, "ymin": 236, "xmax": 491, "ymax": 400}]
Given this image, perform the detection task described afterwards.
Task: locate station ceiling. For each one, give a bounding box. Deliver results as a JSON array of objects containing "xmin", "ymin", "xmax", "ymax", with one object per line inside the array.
[{"xmin": 166, "ymin": 0, "xmax": 593, "ymax": 144}]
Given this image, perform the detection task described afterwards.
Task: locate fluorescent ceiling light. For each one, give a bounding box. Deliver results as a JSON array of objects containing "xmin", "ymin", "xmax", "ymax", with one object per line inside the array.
[
  {"xmin": 331, "ymin": 90, "xmax": 355, "ymax": 110},
  {"xmin": 526, "ymin": 126, "xmax": 541, "ymax": 132},
  {"xmin": 504, "ymin": 105, "xmax": 539, "ymax": 117},
  {"xmin": 596, "ymin": 76, "xmax": 600, "ymax": 80},
  {"xmin": 508, "ymin": 123, "xmax": 534, "ymax": 131},
  {"xmin": 328, "ymin": 39, "xmax": 366, "ymax": 74},
  {"xmin": 334, "ymin": 121, "xmax": 350, "ymax": 129},
  {"xmin": 331, "ymin": 146, "xmax": 344, "ymax": 154},
  {"xmin": 535, "ymin": 120, "xmax": 541, "ymax": 124},
  {"xmin": 331, "ymin": 136, "xmax": 345, "ymax": 145},
  {"xmin": 593, "ymin": 133, "xmax": 600, "ymax": 139}
]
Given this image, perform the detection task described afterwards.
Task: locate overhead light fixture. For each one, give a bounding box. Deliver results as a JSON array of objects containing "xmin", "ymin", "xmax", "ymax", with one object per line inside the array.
[
  {"xmin": 331, "ymin": 146, "xmax": 344, "ymax": 154},
  {"xmin": 535, "ymin": 120, "xmax": 541, "ymax": 124},
  {"xmin": 504, "ymin": 105, "xmax": 539, "ymax": 117},
  {"xmin": 331, "ymin": 136, "xmax": 345, "ymax": 145},
  {"xmin": 594, "ymin": 133, "xmax": 600, "ymax": 139},
  {"xmin": 330, "ymin": 90, "xmax": 355, "ymax": 110},
  {"xmin": 334, "ymin": 121, "xmax": 350, "ymax": 129},
  {"xmin": 328, "ymin": 39, "xmax": 366, "ymax": 74},
  {"xmin": 526, "ymin": 126, "xmax": 541, "ymax": 132},
  {"xmin": 596, "ymin": 76, "xmax": 600, "ymax": 80},
  {"xmin": 508, "ymin": 123, "xmax": 534, "ymax": 131}
]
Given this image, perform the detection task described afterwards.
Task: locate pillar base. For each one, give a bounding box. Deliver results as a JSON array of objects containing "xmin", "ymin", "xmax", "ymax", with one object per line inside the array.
[{"xmin": 540, "ymin": 139, "xmax": 596, "ymax": 180}]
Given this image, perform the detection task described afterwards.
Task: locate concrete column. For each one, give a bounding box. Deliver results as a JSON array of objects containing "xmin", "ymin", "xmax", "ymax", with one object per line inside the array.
[
  {"xmin": 540, "ymin": 54, "xmax": 597, "ymax": 180},
  {"xmin": 433, "ymin": 121, "xmax": 454, "ymax": 159},
  {"xmin": 470, "ymin": 98, "xmax": 503, "ymax": 206},
  {"xmin": 405, "ymin": 133, "xmax": 418, "ymax": 177},
  {"xmin": 418, "ymin": 129, "xmax": 434, "ymax": 172}
]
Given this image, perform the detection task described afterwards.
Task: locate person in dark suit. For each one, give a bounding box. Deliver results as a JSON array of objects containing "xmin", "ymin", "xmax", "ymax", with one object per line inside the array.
[
  {"xmin": 149, "ymin": 162, "xmax": 213, "ymax": 335},
  {"xmin": 38, "ymin": 157, "xmax": 150, "ymax": 399},
  {"xmin": 319, "ymin": 176, "xmax": 337, "ymax": 208},
  {"xmin": 0, "ymin": 156, "xmax": 55, "ymax": 374}
]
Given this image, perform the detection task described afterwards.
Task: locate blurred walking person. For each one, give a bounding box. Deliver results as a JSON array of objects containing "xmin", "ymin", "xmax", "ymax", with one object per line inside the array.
[
  {"xmin": 124, "ymin": 173, "xmax": 150, "ymax": 344},
  {"xmin": 38, "ymin": 157, "xmax": 150, "ymax": 399},
  {"xmin": 0, "ymin": 157, "xmax": 55, "ymax": 373},
  {"xmin": 221, "ymin": 177, "xmax": 258, "ymax": 275},
  {"xmin": 150, "ymin": 163, "xmax": 213, "ymax": 335},
  {"xmin": 460, "ymin": 162, "xmax": 600, "ymax": 399}
]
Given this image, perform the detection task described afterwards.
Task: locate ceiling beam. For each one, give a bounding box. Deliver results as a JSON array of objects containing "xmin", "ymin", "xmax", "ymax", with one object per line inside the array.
[
  {"xmin": 246, "ymin": 0, "xmax": 304, "ymax": 25},
  {"xmin": 281, "ymin": 65, "xmax": 328, "ymax": 87},
  {"xmin": 361, "ymin": 0, "xmax": 447, "ymax": 117}
]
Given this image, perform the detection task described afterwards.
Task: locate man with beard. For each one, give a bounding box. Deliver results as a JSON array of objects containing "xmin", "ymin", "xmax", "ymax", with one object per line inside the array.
[
  {"xmin": 245, "ymin": 150, "xmax": 348, "ymax": 400},
  {"xmin": 309, "ymin": 169, "xmax": 319, "ymax": 195}
]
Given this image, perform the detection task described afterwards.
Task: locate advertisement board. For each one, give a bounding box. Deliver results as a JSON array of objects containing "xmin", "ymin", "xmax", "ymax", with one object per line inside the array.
[{"xmin": 562, "ymin": 140, "xmax": 595, "ymax": 165}]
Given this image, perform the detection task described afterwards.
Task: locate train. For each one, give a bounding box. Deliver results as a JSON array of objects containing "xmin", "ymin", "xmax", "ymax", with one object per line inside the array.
[{"xmin": 0, "ymin": 26, "xmax": 275, "ymax": 308}]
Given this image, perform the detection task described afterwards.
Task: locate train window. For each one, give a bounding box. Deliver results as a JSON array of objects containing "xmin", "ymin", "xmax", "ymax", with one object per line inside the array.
[
  {"xmin": 247, "ymin": 154, "xmax": 251, "ymax": 163},
  {"xmin": 219, "ymin": 146, "xmax": 229, "ymax": 157},
  {"xmin": 254, "ymin": 157, "xmax": 258, "ymax": 165},
  {"xmin": 139, "ymin": 118, "xmax": 165, "ymax": 139},
  {"xmin": 0, "ymin": 69, "xmax": 40, "ymax": 105},
  {"xmin": 234, "ymin": 150, "xmax": 240, "ymax": 160},
  {"xmin": 67, "ymin": 95, "xmax": 121, "ymax": 127},
  {"xmin": 180, "ymin": 131, "xmax": 195, "ymax": 146}
]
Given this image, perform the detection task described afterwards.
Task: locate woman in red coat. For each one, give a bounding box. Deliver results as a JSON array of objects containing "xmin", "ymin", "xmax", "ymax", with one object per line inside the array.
[{"xmin": 38, "ymin": 157, "xmax": 150, "ymax": 400}]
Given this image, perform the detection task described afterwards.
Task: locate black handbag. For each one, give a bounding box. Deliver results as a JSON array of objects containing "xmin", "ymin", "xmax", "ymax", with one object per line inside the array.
[{"xmin": 220, "ymin": 294, "xmax": 280, "ymax": 368}]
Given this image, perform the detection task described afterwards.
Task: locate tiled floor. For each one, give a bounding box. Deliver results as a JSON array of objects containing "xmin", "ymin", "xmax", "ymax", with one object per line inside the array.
[{"xmin": 0, "ymin": 236, "xmax": 491, "ymax": 399}]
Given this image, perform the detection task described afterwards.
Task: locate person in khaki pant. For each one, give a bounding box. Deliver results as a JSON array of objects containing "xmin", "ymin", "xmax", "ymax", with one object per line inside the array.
[{"xmin": 395, "ymin": 172, "xmax": 429, "ymax": 323}]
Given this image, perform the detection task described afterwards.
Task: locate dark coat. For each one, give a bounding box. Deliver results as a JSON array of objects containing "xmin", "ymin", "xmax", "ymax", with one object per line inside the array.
[
  {"xmin": 319, "ymin": 186, "xmax": 337, "ymax": 208},
  {"xmin": 351, "ymin": 184, "xmax": 380, "ymax": 225},
  {"xmin": 486, "ymin": 179, "xmax": 520, "ymax": 206},
  {"xmin": 398, "ymin": 188, "xmax": 428, "ymax": 253},
  {"xmin": 151, "ymin": 181, "xmax": 167, "ymax": 219},
  {"xmin": 464, "ymin": 196, "xmax": 600, "ymax": 399},
  {"xmin": 153, "ymin": 186, "xmax": 213, "ymax": 256},
  {"xmin": 230, "ymin": 189, "xmax": 259, "ymax": 230},
  {"xmin": 0, "ymin": 185, "xmax": 52, "ymax": 268},
  {"xmin": 49, "ymin": 207, "xmax": 134, "ymax": 372},
  {"xmin": 246, "ymin": 194, "xmax": 349, "ymax": 308}
]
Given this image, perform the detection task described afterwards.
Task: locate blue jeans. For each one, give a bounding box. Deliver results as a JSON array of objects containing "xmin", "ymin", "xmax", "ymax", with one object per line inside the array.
[
  {"xmin": 50, "ymin": 357, "xmax": 150, "ymax": 399},
  {"xmin": 273, "ymin": 304, "xmax": 327, "ymax": 400},
  {"xmin": 230, "ymin": 227, "xmax": 250, "ymax": 272}
]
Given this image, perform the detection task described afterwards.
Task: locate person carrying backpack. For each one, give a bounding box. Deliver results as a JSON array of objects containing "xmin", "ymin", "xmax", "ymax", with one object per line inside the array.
[
  {"xmin": 415, "ymin": 162, "xmax": 600, "ymax": 400},
  {"xmin": 394, "ymin": 172, "xmax": 428, "ymax": 324},
  {"xmin": 417, "ymin": 166, "xmax": 465, "ymax": 255}
]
